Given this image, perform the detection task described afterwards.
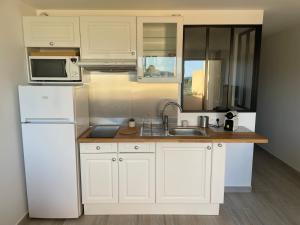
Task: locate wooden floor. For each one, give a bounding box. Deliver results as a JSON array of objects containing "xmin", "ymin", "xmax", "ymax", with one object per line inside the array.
[{"xmin": 20, "ymin": 146, "xmax": 300, "ymax": 225}]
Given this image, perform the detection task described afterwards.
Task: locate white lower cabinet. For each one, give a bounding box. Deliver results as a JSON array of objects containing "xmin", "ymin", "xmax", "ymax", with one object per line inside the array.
[
  {"xmin": 80, "ymin": 142, "xmax": 225, "ymax": 215},
  {"xmin": 80, "ymin": 143, "xmax": 155, "ymax": 204},
  {"xmin": 80, "ymin": 153, "xmax": 118, "ymax": 203},
  {"xmin": 118, "ymin": 153, "xmax": 155, "ymax": 203},
  {"xmin": 156, "ymin": 143, "xmax": 212, "ymax": 203}
]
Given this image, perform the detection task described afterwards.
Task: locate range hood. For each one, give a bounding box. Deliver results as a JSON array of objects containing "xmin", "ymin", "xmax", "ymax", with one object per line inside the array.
[{"xmin": 78, "ymin": 59, "xmax": 136, "ymax": 72}]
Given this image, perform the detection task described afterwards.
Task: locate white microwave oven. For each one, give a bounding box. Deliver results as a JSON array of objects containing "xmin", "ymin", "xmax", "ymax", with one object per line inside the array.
[{"xmin": 29, "ymin": 56, "xmax": 81, "ymax": 82}]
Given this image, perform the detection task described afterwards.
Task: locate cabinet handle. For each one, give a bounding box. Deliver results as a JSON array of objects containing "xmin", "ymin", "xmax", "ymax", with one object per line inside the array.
[
  {"xmin": 134, "ymin": 146, "xmax": 139, "ymax": 150},
  {"xmin": 207, "ymin": 146, "xmax": 212, "ymax": 150},
  {"xmin": 218, "ymin": 144, "xmax": 223, "ymax": 147},
  {"xmin": 130, "ymin": 50, "xmax": 136, "ymax": 56},
  {"xmin": 119, "ymin": 158, "xmax": 123, "ymax": 162},
  {"xmin": 49, "ymin": 41, "xmax": 55, "ymax": 46},
  {"xmin": 96, "ymin": 146, "xmax": 101, "ymax": 150},
  {"xmin": 112, "ymin": 158, "xmax": 116, "ymax": 162}
]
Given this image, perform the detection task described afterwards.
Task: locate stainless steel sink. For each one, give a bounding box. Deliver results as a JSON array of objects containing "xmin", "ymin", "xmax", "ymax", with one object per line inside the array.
[
  {"xmin": 168, "ymin": 127, "xmax": 207, "ymax": 136},
  {"xmin": 140, "ymin": 125, "xmax": 207, "ymax": 137}
]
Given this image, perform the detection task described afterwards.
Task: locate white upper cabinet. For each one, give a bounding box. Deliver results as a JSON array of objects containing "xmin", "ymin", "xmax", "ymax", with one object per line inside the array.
[
  {"xmin": 156, "ymin": 143, "xmax": 212, "ymax": 203},
  {"xmin": 137, "ymin": 16, "xmax": 183, "ymax": 83},
  {"xmin": 23, "ymin": 17, "xmax": 80, "ymax": 47},
  {"xmin": 80, "ymin": 16, "xmax": 137, "ymax": 59}
]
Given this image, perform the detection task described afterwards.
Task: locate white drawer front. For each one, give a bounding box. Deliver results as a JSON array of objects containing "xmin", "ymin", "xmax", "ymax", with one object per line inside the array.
[
  {"xmin": 118, "ymin": 143, "xmax": 155, "ymax": 153},
  {"xmin": 80, "ymin": 143, "xmax": 117, "ymax": 153}
]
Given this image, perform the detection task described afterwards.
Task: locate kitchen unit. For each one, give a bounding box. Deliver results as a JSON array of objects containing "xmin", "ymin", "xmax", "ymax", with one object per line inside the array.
[
  {"xmin": 78, "ymin": 127, "xmax": 267, "ymax": 215},
  {"xmin": 19, "ymin": 85, "xmax": 89, "ymax": 218},
  {"xmin": 18, "ymin": 10, "xmax": 266, "ymax": 218}
]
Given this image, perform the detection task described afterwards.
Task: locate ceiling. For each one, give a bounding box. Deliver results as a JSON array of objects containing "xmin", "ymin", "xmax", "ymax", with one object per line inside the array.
[{"xmin": 22, "ymin": 0, "xmax": 300, "ymax": 36}]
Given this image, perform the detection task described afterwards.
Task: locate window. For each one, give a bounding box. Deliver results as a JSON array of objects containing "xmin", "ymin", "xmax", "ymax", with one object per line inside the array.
[{"xmin": 181, "ymin": 25, "xmax": 262, "ymax": 112}]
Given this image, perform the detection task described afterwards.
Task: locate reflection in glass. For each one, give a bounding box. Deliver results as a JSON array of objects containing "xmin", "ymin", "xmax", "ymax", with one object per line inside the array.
[
  {"xmin": 206, "ymin": 28, "xmax": 231, "ymax": 111},
  {"xmin": 144, "ymin": 57, "xmax": 176, "ymax": 78},
  {"xmin": 182, "ymin": 27, "xmax": 206, "ymax": 111},
  {"xmin": 182, "ymin": 27, "xmax": 231, "ymax": 111},
  {"xmin": 183, "ymin": 60, "xmax": 206, "ymax": 111},
  {"xmin": 143, "ymin": 23, "xmax": 177, "ymax": 78}
]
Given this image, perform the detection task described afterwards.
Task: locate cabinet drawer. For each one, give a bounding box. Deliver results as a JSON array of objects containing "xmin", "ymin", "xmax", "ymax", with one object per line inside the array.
[
  {"xmin": 80, "ymin": 143, "xmax": 117, "ymax": 153},
  {"xmin": 157, "ymin": 143, "xmax": 212, "ymax": 150},
  {"xmin": 118, "ymin": 143, "xmax": 155, "ymax": 153}
]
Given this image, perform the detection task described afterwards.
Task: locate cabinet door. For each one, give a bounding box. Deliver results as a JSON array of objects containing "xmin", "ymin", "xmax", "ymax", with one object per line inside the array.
[
  {"xmin": 80, "ymin": 153, "xmax": 118, "ymax": 203},
  {"xmin": 156, "ymin": 143, "xmax": 212, "ymax": 203},
  {"xmin": 137, "ymin": 16, "xmax": 183, "ymax": 83},
  {"xmin": 23, "ymin": 17, "xmax": 80, "ymax": 47},
  {"xmin": 80, "ymin": 16, "xmax": 136, "ymax": 59},
  {"xmin": 119, "ymin": 153, "xmax": 155, "ymax": 203}
]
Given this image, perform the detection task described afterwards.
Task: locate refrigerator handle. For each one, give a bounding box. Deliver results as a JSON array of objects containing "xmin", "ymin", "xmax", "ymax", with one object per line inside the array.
[{"xmin": 24, "ymin": 118, "xmax": 72, "ymax": 123}]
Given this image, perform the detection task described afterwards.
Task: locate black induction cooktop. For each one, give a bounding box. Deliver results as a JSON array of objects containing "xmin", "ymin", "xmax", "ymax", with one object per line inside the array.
[{"xmin": 88, "ymin": 125, "xmax": 120, "ymax": 138}]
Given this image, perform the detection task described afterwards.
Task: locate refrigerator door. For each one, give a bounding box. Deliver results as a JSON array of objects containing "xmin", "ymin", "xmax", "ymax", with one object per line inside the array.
[
  {"xmin": 21, "ymin": 123, "xmax": 81, "ymax": 218},
  {"xmin": 18, "ymin": 86, "xmax": 75, "ymax": 123}
]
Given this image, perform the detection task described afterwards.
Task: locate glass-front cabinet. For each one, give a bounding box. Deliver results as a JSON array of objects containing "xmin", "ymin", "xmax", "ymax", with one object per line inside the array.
[
  {"xmin": 181, "ymin": 25, "xmax": 262, "ymax": 112},
  {"xmin": 137, "ymin": 16, "xmax": 183, "ymax": 83}
]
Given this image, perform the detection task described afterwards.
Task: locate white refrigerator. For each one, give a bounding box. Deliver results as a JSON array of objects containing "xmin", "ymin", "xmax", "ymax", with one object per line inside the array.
[{"xmin": 18, "ymin": 85, "xmax": 89, "ymax": 218}]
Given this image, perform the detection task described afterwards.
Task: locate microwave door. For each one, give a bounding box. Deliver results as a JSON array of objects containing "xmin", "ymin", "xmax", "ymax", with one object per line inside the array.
[{"xmin": 30, "ymin": 58, "xmax": 68, "ymax": 81}]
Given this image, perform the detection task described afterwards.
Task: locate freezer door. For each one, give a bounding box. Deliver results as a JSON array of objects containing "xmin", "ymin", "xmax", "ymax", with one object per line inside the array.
[
  {"xmin": 21, "ymin": 123, "xmax": 81, "ymax": 218},
  {"xmin": 18, "ymin": 86, "xmax": 75, "ymax": 123}
]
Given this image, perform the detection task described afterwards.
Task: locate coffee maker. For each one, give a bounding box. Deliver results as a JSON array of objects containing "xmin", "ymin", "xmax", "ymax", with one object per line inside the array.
[{"xmin": 224, "ymin": 111, "xmax": 239, "ymax": 131}]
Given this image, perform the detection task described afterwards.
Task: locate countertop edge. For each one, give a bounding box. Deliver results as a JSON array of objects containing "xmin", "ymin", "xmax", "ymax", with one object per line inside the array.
[{"xmin": 78, "ymin": 126, "xmax": 268, "ymax": 144}]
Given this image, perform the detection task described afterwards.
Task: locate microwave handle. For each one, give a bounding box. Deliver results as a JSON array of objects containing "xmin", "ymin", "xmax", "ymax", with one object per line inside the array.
[{"xmin": 65, "ymin": 59, "xmax": 70, "ymax": 78}]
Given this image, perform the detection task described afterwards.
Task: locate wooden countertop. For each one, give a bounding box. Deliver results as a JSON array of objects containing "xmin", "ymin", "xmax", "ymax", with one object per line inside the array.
[{"xmin": 78, "ymin": 126, "xmax": 268, "ymax": 144}]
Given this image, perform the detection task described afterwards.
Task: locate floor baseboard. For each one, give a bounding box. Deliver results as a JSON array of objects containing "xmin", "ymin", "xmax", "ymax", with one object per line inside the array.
[
  {"xmin": 225, "ymin": 186, "xmax": 252, "ymax": 193},
  {"xmin": 16, "ymin": 212, "xmax": 28, "ymax": 225}
]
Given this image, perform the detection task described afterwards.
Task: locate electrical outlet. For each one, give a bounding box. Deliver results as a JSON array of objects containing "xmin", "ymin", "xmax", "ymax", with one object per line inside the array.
[{"xmin": 209, "ymin": 116, "xmax": 217, "ymax": 125}]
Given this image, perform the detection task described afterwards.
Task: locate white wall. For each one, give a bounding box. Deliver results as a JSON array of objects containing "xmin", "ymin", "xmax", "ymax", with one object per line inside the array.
[
  {"xmin": 0, "ymin": 1, "xmax": 35, "ymax": 225},
  {"xmin": 178, "ymin": 112, "xmax": 256, "ymax": 187},
  {"xmin": 256, "ymin": 27, "xmax": 300, "ymax": 172}
]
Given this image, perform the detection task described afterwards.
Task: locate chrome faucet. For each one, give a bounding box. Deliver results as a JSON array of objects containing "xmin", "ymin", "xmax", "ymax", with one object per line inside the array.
[{"xmin": 161, "ymin": 101, "xmax": 183, "ymax": 131}]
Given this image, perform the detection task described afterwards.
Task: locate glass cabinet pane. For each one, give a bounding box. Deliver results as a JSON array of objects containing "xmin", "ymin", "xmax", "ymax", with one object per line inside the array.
[{"xmin": 143, "ymin": 23, "xmax": 177, "ymax": 78}]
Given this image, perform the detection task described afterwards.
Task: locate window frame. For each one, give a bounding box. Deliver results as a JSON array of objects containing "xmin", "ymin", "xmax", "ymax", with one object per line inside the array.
[{"xmin": 180, "ymin": 24, "xmax": 262, "ymax": 113}]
